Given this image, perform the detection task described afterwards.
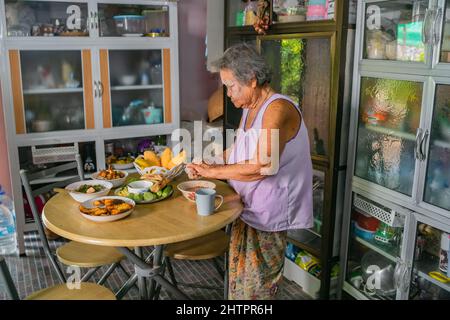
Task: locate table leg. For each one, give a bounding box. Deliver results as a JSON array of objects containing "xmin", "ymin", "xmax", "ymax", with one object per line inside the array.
[
  {"xmin": 135, "ymin": 247, "xmax": 148, "ymax": 300},
  {"xmin": 148, "ymin": 245, "xmax": 163, "ymax": 299}
]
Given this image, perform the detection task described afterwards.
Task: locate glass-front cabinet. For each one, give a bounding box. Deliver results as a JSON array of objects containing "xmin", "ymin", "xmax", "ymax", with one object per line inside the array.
[
  {"xmin": 258, "ymin": 34, "xmax": 331, "ymax": 159},
  {"xmin": 0, "ymin": 0, "xmax": 179, "ymax": 255}
]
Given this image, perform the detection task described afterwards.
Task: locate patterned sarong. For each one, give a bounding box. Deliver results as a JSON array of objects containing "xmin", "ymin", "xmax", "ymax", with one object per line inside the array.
[{"xmin": 228, "ymin": 218, "xmax": 287, "ymax": 300}]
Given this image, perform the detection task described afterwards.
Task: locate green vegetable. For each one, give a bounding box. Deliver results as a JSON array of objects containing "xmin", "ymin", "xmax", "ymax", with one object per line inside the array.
[
  {"xmin": 136, "ymin": 193, "xmax": 145, "ymax": 202},
  {"xmin": 162, "ymin": 185, "xmax": 173, "ymax": 198},
  {"xmin": 156, "ymin": 190, "xmax": 163, "ymax": 197},
  {"xmin": 143, "ymin": 192, "xmax": 156, "ymax": 202}
]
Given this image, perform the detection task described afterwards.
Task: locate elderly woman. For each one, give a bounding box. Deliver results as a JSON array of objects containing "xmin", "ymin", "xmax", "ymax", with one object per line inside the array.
[{"xmin": 186, "ymin": 43, "xmax": 313, "ymax": 300}]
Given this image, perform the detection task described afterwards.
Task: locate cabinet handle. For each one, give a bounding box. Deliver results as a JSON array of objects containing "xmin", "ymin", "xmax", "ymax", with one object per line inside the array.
[
  {"xmin": 433, "ymin": 8, "xmax": 443, "ymax": 46},
  {"xmin": 94, "ymin": 80, "xmax": 98, "ymax": 98},
  {"xmin": 419, "ymin": 129, "xmax": 429, "ymax": 161},
  {"xmin": 90, "ymin": 11, "xmax": 95, "ymax": 30},
  {"xmin": 95, "ymin": 12, "xmax": 99, "ymax": 29},
  {"xmin": 422, "ymin": 8, "xmax": 435, "ymax": 45},
  {"xmin": 415, "ymin": 128, "xmax": 423, "ymax": 160},
  {"xmin": 98, "ymin": 80, "xmax": 104, "ymax": 97}
]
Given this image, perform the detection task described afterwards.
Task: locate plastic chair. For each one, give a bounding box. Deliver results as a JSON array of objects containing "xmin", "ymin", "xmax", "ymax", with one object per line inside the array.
[
  {"xmin": 0, "ymin": 257, "xmax": 116, "ymax": 300},
  {"xmin": 19, "ymin": 154, "xmax": 129, "ymax": 288},
  {"xmin": 163, "ymin": 229, "xmax": 230, "ymax": 299}
]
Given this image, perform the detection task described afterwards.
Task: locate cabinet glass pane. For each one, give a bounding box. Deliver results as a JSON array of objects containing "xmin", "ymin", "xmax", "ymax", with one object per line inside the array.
[
  {"xmin": 423, "ymin": 84, "xmax": 450, "ymax": 210},
  {"xmin": 273, "ymin": 0, "xmax": 334, "ymax": 24},
  {"xmin": 410, "ymin": 223, "xmax": 450, "ymax": 299},
  {"xmin": 440, "ymin": 1, "xmax": 450, "ymax": 63},
  {"xmin": 363, "ymin": 1, "xmax": 429, "ymax": 62},
  {"xmin": 20, "ymin": 51, "xmax": 85, "ymax": 133},
  {"xmin": 354, "ymin": 77, "xmax": 423, "ymax": 196},
  {"xmin": 260, "ymin": 37, "xmax": 330, "ymax": 157},
  {"xmin": 346, "ymin": 194, "xmax": 404, "ymax": 300},
  {"xmin": 227, "ymin": 0, "xmax": 253, "ymax": 27},
  {"xmin": 5, "ymin": 0, "xmax": 89, "ymax": 37},
  {"xmin": 98, "ymin": 3, "xmax": 169, "ymax": 37},
  {"xmin": 109, "ymin": 50, "xmax": 164, "ymax": 127}
]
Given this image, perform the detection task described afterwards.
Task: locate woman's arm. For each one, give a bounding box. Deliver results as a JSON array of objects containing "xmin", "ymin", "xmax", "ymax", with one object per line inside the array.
[{"xmin": 188, "ymin": 100, "xmax": 301, "ymax": 181}]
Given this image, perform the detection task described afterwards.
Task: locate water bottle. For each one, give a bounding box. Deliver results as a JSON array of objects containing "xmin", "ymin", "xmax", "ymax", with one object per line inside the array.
[{"xmin": 0, "ymin": 185, "xmax": 17, "ymax": 255}]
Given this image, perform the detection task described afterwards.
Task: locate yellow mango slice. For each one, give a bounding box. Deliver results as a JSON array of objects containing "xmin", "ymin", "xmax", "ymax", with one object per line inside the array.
[
  {"xmin": 171, "ymin": 150, "xmax": 186, "ymax": 166},
  {"xmin": 160, "ymin": 148, "xmax": 173, "ymax": 169},
  {"xmin": 144, "ymin": 151, "xmax": 161, "ymax": 167}
]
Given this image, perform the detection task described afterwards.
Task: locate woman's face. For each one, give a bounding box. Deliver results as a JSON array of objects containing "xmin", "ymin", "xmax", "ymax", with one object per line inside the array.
[{"xmin": 220, "ymin": 69, "xmax": 255, "ymax": 109}]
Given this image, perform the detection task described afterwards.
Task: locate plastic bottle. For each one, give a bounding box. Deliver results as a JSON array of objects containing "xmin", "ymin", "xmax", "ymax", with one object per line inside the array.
[{"xmin": 0, "ymin": 186, "xmax": 17, "ymax": 255}]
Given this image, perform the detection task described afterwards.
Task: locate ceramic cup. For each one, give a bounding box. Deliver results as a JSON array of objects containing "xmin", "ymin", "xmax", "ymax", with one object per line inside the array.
[{"xmin": 195, "ymin": 188, "xmax": 223, "ymax": 216}]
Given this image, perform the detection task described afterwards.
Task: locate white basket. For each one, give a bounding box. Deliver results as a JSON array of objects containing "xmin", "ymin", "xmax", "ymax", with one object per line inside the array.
[
  {"xmin": 134, "ymin": 155, "xmax": 185, "ymax": 180},
  {"xmin": 31, "ymin": 144, "xmax": 79, "ymax": 165},
  {"xmin": 353, "ymin": 194, "xmax": 403, "ymax": 227}
]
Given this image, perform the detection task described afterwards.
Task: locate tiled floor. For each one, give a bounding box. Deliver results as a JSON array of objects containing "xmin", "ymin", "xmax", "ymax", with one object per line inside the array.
[{"xmin": 0, "ymin": 232, "xmax": 311, "ymax": 300}]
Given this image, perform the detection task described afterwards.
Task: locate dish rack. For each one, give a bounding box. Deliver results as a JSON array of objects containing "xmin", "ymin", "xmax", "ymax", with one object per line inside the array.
[
  {"xmin": 353, "ymin": 193, "xmax": 404, "ymax": 228},
  {"xmin": 31, "ymin": 144, "xmax": 79, "ymax": 164}
]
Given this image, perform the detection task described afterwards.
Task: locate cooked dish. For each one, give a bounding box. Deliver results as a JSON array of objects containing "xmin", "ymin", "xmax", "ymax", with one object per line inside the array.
[
  {"xmin": 79, "ymin": 199, "xmax": 133, "ymax": 216},
  {"xmin": 97, "ymin": 168, "xmax": 125, "ymax": 180},
  {"xmin": 75, "ymin": 184, "xmax": 105, "ymax": 194}
]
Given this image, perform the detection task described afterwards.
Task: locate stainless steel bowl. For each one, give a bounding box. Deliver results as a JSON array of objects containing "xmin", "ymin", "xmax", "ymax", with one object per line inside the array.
[{"xmin": 361, "ymin": 251, "xmax": 397, "ymax": 297}]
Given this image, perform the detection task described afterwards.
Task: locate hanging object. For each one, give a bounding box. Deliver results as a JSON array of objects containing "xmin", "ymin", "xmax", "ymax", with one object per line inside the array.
[{"xmin": 253, "ymin": 0, "xmax": 271, "ymax": 35}]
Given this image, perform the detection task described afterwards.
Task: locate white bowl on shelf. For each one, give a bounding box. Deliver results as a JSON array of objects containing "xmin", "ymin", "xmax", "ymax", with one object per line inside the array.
[
  {"xmin": 120, "ymin": 75, "xmax": 137, "ymax": 86},
  {"xmin": 65, "ymin": 180, "xmax": 113, "ymax": 203}
]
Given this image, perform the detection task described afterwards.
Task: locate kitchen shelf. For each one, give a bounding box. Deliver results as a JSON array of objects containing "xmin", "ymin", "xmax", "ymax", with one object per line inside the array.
[
  {"xmin": 110, "ymin": 85, "xmax": 163, "ymax": 91},
  {"xmin": 415, "ymin": 255, "xmax": 450, "ymax": 293},
  {"xmin": 364, "ymin": 124, "xmax": 416, "ymax": 142},
  {"xmin": 354, "ymin": 236, "xmax": 398, "ymax": 262},
  {"xmin": 23, "ymin": 88, "xmax": 83, "ymax": 95},
  {"xmin": 287, "ymin": 229, "xmax": 321, "ymax": 258}
]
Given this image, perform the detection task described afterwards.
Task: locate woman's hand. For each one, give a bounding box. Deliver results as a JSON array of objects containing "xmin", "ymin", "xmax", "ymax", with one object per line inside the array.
[{"xmin": 186, "ymin": 163, "xmax": 216, "ymax": 179}]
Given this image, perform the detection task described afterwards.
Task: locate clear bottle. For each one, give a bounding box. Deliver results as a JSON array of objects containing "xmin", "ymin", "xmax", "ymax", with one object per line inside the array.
[{"xmin": 0, "ymin": 185, "xmax": 17, "ymax": 255}]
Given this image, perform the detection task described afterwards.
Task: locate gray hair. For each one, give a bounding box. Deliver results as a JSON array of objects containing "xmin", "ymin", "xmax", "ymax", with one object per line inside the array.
[{"xmin": 211, "ymin": 43, "xmax": 272, "ymax": 86}]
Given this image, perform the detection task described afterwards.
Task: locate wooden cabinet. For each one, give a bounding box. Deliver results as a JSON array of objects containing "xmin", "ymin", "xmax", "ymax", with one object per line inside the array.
[{"xmin": 0, "ymin": 0, "xmax": 180, "ymax": 255}]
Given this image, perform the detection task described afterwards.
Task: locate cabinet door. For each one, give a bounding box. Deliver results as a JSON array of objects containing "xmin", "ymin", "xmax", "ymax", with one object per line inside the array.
[
  {"xmin": 258, "ymin": 34, "xmax": 332, "ymax": 159},
  {"xmin": 438, "ymin": 0, "xmax": 450, "ymax": 63},
  {"xmin": 361, "ymin": 0, "xmax": 433, "ymax": 63},
  {"xmin": 4, "ymin": 0, "xmax": 90, "ymax": 37},
  {"xmin": 8, "ymin": 49, "xmax": 94, "ymax": 134},
  {"xmin": 354, "ymin": 76, "xmax": 424, "ymax": 197},
  {"xmin": 99, "ymin": 48, "xmax": 171, "ymax": 128},
  {"xmin": 408, "ymin": 214, "xmax": 450, "ymax": 300},
  {"xmin": 95, "ymin": 2, "xmax": 170, "ymax": 37},
  {"xmin": 421, "ymin": 82, "xmax": 450, "ymax": 212}
]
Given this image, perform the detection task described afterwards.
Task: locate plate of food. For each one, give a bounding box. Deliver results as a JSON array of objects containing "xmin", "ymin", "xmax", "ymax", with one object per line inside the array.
[
  {"xmin": 65, "ymin": 180, "xmax": 113, "ymax": 203},
  {"xmin": 91, "ymin": 167, "xmax": 128, "ymax": 188},
  {"xmin": 78, "ymin": 196, "xmax": 135, "ymax": 222},
  {"xmin": 115, "ymin": 183, "xmax": 173, "ymax": 204},
  {"xmin": 108, "ymin": 155, "xmax": 135, "ymax": 170}
]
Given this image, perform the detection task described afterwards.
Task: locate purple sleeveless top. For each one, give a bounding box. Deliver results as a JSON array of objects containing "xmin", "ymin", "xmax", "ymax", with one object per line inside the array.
[{"xmin": 228, "ymin": 94, "xmax": 313, "ymax": 232}]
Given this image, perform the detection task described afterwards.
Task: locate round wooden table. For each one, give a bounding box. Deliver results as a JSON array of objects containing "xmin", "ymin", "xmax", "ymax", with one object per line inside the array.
[{"xmin": 42, "ymin": 177, "xmax": 243, "ymax": 300}]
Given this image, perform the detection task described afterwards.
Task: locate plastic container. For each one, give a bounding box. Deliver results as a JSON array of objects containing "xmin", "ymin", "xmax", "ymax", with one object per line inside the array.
[
  {"xmin": 113, "ymin": 15, "xmax": 145, "ymax": 36},
  {"xmin": 0, "ymin": 186, "xmax": 17, "ymax": 255},
  {"xmin": 142, "ymin": 8, "xmax": 169, "ymax": 36}
]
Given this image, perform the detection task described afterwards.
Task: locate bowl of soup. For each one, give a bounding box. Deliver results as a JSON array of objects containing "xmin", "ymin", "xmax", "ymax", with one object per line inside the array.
[{"xmin": 177, "ymin": 180, "xmax": 216, "ymax": 202}]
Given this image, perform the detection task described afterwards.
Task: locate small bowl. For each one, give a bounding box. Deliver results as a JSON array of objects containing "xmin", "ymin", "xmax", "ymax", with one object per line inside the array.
[
  {"xmin": 120, "ymin": 75, "xmax": 137, "ymax": 86},
  {"xmin": 65, "ymin": 180, "xmax": 113, "ymax": 203},
  {"xmin": 177, "ymin": 180, "xmax": 216, "ymax": 202},
  {"xmin": 127, "ymin": 180, "xmax": 154, "ymax": 194},
  {"xmin": 91, "ymin": 170, "xmax": 128, "ymax": 188},
  {"xmin": 78, "ymin": 196, "xmax": 135, "ymax": 223}
]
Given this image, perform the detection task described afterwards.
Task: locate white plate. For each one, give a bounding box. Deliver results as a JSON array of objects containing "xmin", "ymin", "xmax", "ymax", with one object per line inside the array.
[
  {"xmin": 114, "ymin": 186, "xmax": 173, "ymax": 204},
  {"xmin": 78, "ymin": 196, "xmax": 135, "ymax": 222},
  {"xmin": 65, "ymin": 180, "xmax": 113, "ymax": 203}
]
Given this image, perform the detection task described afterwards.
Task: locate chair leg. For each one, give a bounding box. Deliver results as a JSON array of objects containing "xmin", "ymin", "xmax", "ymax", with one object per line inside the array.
[
  {"xmin": 97, "ymin": 262, "xmax": 119, "ymax": 285},
  {"xmin": 48, "ymin": 252, "xmax": 66, "ymax": 283},
  {"xmin": 81, "ymin": 266, "xmax": 100, "ymax": 282},
  {"xmin": 0, "ymin": 258, "xmax": 20, "ymax": 300},
  {"xmin": 165, "ymin": 257, "xmax": 178, "ymax": 288},
  {"xmin": 223, "ymin": 253, "xmax": 229, "ymax": 300}
]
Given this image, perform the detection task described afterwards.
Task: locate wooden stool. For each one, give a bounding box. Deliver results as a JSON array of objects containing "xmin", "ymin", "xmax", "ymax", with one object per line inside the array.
[
  {"xmin": 25, "ymin": 282, "xmax": 117, "ymax": 300},
  {"xmin": 163, "ymin": 230, "xmax": 230, "ymax": 299}
]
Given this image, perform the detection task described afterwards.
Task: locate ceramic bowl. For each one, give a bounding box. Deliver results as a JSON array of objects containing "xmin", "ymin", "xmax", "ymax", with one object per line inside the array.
[
  {"xmin": 65, "ymin": 180, "xmax": 113, "ymax": 203},
  {"xmin": 120, "ymin": 75, "xmax": 137, "ymax": 86},
  {"xmin": 127, "ymin": 180, "xmax": 154, "ymax": 194},
  {"xmin": 91, "ymin": 170, "xmax": 128, "ymax": 188},
  {"xmin": 78, "ymin": 196, "xmax": 135, "ymax": 222},
  {"xmin": 177, "ymin": 180, "xmax": 216, "ymax": 202}
]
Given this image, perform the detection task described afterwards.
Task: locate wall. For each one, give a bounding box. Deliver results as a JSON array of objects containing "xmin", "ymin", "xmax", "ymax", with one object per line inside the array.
[
  {"xmin": 0, "ymin": 84, "xmax": 12, "ymax": 196},
  {"xmin": 178, "ymin": 0, "xmax": 220, "ymax": 121}
]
